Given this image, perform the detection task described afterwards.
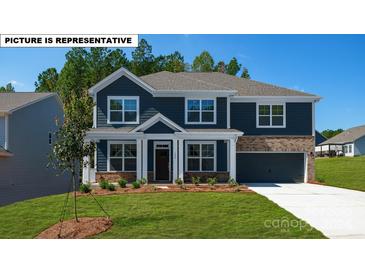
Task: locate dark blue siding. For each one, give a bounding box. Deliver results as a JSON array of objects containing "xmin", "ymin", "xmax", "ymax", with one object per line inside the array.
[
  {"xmin": 217, "ymin": 140, "xmax": 227, "ymax": 171},
  {"xmin": 230, "ymin": 102, "xmax": 312, "ymax": 135},
  {"xmin": 97, "ymin": 140, "xmax": 108, "ymax": 171},
  {"xmin": 96, "ymin": 76, "xmax": 227, "ymax": 128},
  {"xmin": 144, "ymin": 122, "xmax": 176, "ymax": 133}
]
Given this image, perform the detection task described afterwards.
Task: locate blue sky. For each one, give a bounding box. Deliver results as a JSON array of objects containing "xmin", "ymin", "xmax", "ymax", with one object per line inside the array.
[{"xmin": 0, "ymin": 34, "xmax": 364, "ymax": 131}]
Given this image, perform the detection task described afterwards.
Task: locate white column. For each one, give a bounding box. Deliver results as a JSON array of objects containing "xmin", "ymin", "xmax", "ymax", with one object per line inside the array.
[
  {"xmin": 82, "ymin": 156, "xmax": 90, "ymax": 184},
  {"xmin": 178, "ymin": 139, "xmax": 184, "ymax": 181},
  {"xmin": 136, "ymin": 139, "xmax": 142, "ymax": 180},
  {"xmin": 142, "ymin": 139, "xmax": 148, "ymax": 180},
  {"xmin": 172, "ymin": 139, "xmax": 178, "ymax": 183},
  {"xmin": 229, "ymin": 138, "xmax": 237, "ymax": 180}
]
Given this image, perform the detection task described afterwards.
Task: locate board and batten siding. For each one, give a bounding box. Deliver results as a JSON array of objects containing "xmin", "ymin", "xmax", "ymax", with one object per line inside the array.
[
  {"xmin": 0, "ymin": 116, "xmax": 5, "ymax": 147},
  {"xmin": 96, "ymin": 76, "xmax": 227, "ymax": 129},
  {"xmin": 230, "ymin": 102, "xmax": 312, "ymax": 135},
  {"xmin": 0, "ymin": 96, "xmax": 72, "ymax": 206}
]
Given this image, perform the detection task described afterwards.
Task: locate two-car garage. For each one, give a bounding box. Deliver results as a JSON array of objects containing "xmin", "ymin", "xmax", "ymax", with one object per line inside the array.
[{"xmin": 236, "ymin": 152, "xmax": 305, "ymax": 183}]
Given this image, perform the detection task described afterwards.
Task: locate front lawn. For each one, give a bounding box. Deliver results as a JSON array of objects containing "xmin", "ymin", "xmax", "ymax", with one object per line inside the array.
[
  {"xmin": 0, "ymin": 192, "xmax": 325, "ymax": 239},
  {"xmin": 315, "ymin": 156, "xmax": 365, "ymax": 192}
]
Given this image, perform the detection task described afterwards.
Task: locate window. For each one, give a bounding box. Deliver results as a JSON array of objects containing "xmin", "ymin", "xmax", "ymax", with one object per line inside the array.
[
  {"xmin": 257, "ymin": 104, "xmax": 285, "ymax": 127},
  {"xmin": 108, "ymin": 96, "xmax": 139, "ymax": 124},
  {"xmin": 186, "ymin": 142, "xmax": 216, "ymax": 171},
  {"xmin": 349, "ymin": 144, "xmax": 352, "ymax": 153},
  {"xmin": 48, "ymin": 132, "xmax": 52, "ymax": 145},
  {"xmin": 185, "ymin": 99, "xmax": 216, "ymax": 124},
  {"xmin": 344, "ymin": 145, "xmax": 348, "ymax": 154},
  {"xmin": 108, "ymin": 142, "xmax": 137, "ymax": 171}
]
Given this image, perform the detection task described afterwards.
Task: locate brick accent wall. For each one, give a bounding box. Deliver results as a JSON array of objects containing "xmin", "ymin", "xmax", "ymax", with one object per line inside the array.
[
  {"xmin": 96, "ymin": 172, "xmax": 136, "ymax": 183},
  {"xmin": 236, "ymin": 136, "xmax": 315, "ymax": 182},
  {"xmin": 184, "ymin": 172, "xmax": 229, "ymax": 183}
]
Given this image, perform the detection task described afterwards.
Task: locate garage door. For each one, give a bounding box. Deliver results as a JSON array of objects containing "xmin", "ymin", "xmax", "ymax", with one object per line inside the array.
[{"xmin": 236, "ymin": 153, "xmax": 304, "ymax": 183}]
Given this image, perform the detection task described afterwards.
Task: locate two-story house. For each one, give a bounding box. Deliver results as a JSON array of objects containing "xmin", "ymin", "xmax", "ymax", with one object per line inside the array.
[
  {"xmin": 0, "ymin": 92, "xmax": 72, "ymax": 205},
  {"xmin": 83, "ymin": 67, "xmax": 320, "ymax": 184}
]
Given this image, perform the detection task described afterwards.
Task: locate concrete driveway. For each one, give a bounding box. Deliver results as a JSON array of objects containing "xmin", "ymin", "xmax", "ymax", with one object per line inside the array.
[{"xmin": 247, "ymin": 183, "xmax": 365, "ymax": 239}]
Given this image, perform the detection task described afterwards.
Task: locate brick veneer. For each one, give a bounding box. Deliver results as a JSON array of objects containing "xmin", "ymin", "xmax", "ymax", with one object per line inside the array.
[
  {"xmin": 96, "ymin": 172, "xmax": 136, "ymax": 183},
  {"xmin": 236, "ymin": 136, "xmax": 315, "ymax": 182}
]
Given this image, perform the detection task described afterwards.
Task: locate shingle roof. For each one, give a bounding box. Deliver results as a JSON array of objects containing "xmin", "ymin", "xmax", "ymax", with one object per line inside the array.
[
  {"xmin": 320, "ymin": 125, "xmax": 365, "ymax": 145},
  {"xmin": 0, "ymin": 92, "xmax": 55, "ymax": 113},
  {"xmin": 140, "ymin": 71, "xmax": 317, "ymax": 97}
]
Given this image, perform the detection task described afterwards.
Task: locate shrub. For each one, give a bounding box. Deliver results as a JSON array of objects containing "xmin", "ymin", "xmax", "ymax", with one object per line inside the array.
[
  {"xmin": 207, "ymin": 177, "xmax": 217, "ymax": 186},
  {"xmin": 140, "ymin": 177, "xmax": 148, "ymax": 185},
  {"xmin": 175, "ymin": 177, "xmax": 183, "ymax": 185},
  {"xmin": 228, "ymin": 177, "xmax": 239, "ymax": 187},
  {"xmin": 118, "ymin": 178, "xmax": 128, "ymax": 188},
  {"xmin": 317, "ymin": 177, "xmax": 325, "ymax": 183},
  {"xmin": 107, "ymin": 183, "xmax": 116, "ymax": 191},
  {"xmin": 132, "ymin": 180, "xmax": 141, "ymax": 189},
  {"xmin": 192, "ymin": 176, "xmax": 200, "ymax": 186},
  {"xmin": 79, "ymin": 183, "xmax": 91, "ymax": 193},
  {"xmin": 99, "ymin": 179, "xmax": 109, "ymax": 189}
]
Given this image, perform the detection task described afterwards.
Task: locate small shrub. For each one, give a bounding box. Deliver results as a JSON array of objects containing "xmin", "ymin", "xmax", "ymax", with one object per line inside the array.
[
  {"xmin": 99, "ymin": 179, "xmax": 109, "ymax": 189},
  {"xmin": 192, "ymin": 176, "xmax": 200, "ymax": 186},
  {"xmin": 140, "ymin": 177, "xmax": 148, "ymax": 185},
  {"xmin": 79, "ymin": 183, "xmax": 91, "ymax": 193},
  {"xmin": 132, "ymin": 180, "xmax": 141, "ymax": 189},
  {"xmin": 107, "ymin": 183, "xmax": 116, "ymax": 191},
  {"xmin": 317, "ymin": 177, "xmax": 325, "ymax": 183},
  {"xmin": 118, "ymin": 178, "xmax": 128, "ymax": 188},
  {"xmin": 228, "ymin": 177, "xmax": 239, "ymax": 187},
  {"xmin": 175, "ymin": 177, "xmax": 183, "ymax": 185},
  {"xmin": 207, "ymin": 177, "xmax": 217, "ymax": 186}
]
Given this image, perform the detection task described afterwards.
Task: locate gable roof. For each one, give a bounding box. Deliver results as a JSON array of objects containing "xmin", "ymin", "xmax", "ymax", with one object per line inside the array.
[
  {"xmin": 0, "ymin": 92, "xmax": 56, "ymax": 114},
  {"xmin": 320, "ymin": 125, "xmax": 365, "ymax": 145},
  {"xmin": 131, "ymin": 113, "xmax": 187, "ymax": 133}
]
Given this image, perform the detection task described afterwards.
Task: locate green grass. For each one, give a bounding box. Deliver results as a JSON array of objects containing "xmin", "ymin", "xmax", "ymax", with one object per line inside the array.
[
  {"xmin": 316, "ymin": 156, "xmax": 365, "ymax": 192},
  {"xmin": 0, "ymin": 192, "xmax": 325, "ymax": 239}
]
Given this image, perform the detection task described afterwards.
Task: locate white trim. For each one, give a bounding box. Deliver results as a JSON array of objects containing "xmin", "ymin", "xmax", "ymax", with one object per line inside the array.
[
  {"xmin": 131, "ymin": 113, "xmax": 187, "ymax": 133},
  {"xmin": 227, "ymin": 96, "xmax": 231, "ymax": 128},
  {"xmin": 185, "ymin": 141, "xmax": 217, "ymax": 172},
  {"xmin": 153, "ymin": 90, "xmax": 236, "ymax": 97},
  {"xmin": 153, "ymin": 141, "xmax": 171, "ymax": 181},
  {"xmin": 107, "ymin": 96, "xmax": 139, "ymax": 125},
  {"xmin": 256, "ymin": 103, "xmax": 286, "ymax": 128},
  {"xmin": 229, "ymin": 139, "xmax": 237, "ymax": 180},
  {"xmin": 4, "ymin": 114, "xmax": 9, "ymax": 150},
  {"xmin": 312, "ymin": 102, "xmax": 315, "ymax": 136},
  {"xmin": 107, "ymin": 140, "xmax": 137, "ymax": 172},
  {"xmin": 172, "ymin": 139, "xmax": 178, "ymax": 182},
  {"xmin": 231, "ymin": 96, "xmax": 321, "ymax": 103},
  {"xmin": 178, "ymin": 139, "xmax": 184, "ymax": 180},
  {"xmin": 185, "ymin": 98, "xmax": 216, "ymax": 125},
  {"xmin": 136, "ymin": 140, "xmax": 142, "ymax": 180},
  {"xmin": 142, "ymin": 139, "xmax": 148, "ymax": 179}
]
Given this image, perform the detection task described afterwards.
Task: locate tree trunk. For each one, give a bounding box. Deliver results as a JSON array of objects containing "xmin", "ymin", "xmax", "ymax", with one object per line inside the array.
[{"xmin": 72, "ymin": 167, "xmax": 79, "ymax": 222}]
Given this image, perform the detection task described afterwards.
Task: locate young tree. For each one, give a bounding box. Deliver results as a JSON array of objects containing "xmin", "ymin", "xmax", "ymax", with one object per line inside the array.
[
  {"xmin": 49, "ymin": 90, "xmax": 94, "ymax": 221},
  {"xmin": 226, "ymin": 57, "xmax": 241, "ymax": 76},
  {"xmin": 0, "ymin": 83, "xmax": 15, "ymax": 92},
  {"xmin": 241, "ymin": 67, "xmax": 251, "ymax": 79},
  {"xmin": 35, "ymin": 68, "xmax": 59, "ymax": 92},
  {"xmin": 192, "ymin": 51, "xmax": 215, "ymax": 72}
]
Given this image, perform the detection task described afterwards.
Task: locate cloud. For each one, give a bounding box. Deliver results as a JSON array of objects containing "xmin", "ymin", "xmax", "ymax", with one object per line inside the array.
[
  {"xmin": 9, "ymin": 80, "xmax": 24, "ymax": 87},
  {"xmin": 237, "ymin": 53, "xmax": 250, "ymax": 59}
]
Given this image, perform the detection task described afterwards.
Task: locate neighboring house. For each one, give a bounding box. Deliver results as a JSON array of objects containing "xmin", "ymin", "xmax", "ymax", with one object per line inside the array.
[
  {"xmin": 316, "ymin": 125, "xmax": 365, "ymax": 157},
  {"xmin": 83, "ymin": 68, "xmax": 320, "ymax": 184},
  {"xmin": 315, "ymin": 130, "xmax": 327, "ymax": 146},
  {"xmin": 0, "ymin": 92, "xmax": 71, "ymax": 205}
]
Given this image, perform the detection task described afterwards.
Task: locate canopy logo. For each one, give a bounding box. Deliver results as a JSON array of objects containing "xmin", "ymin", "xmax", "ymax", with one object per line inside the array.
[{"xmin": 0, "ymin": 34, "xmax": 138, "ymax": 48}]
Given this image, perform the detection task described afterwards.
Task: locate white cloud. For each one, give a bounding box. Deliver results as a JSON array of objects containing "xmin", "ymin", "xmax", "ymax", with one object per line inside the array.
[{"xmin": 9, "ymin": 80, "xmax": 24, "ymax": 87}]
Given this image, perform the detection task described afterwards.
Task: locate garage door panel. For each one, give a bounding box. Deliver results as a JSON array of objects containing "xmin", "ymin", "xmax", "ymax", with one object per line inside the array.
[{"xmin": 236, "ymin": 153, "xmax": 304, "ymax": 183}]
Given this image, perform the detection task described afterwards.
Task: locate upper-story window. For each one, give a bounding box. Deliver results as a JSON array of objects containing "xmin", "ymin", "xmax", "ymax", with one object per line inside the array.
[
  {"xmin": 185, "ymin": 99, "xmax": 216, "ymax": 124},
  {"xmin": 107, "ymin": 96, "xmax": 139, "ymax": 124},
  {"xmin": 257, "ymin": 103, "xmax": 286, "ymax": 128}
]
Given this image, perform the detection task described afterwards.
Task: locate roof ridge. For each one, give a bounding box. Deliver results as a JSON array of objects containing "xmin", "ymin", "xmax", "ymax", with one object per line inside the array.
[{"xmin": 178, "ymin": 72, "xmax": 232, "ymax": 90}]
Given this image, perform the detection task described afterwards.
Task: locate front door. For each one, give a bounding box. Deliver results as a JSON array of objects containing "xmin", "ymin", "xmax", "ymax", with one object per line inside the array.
[{"xmin": 155, "ymin": 142, "xmax": 170, "ymax": 181}]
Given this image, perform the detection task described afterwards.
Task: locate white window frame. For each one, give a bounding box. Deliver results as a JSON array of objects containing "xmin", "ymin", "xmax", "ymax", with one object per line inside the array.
[
  {"xmin": 107, "ymin": 140, "xmax": 137, "ymax": 172},
  {"xmin": 185, "ymin": 141, "xmax": 216, "ymax": 172},
  {"xmin": 107, "ymin": 96, "xmax": 140, "ymax": 124},
  {"xmin": 256, "ymin": 103, "xmax": 286, "ymax": 128},
  {"xmin": 185, "ymin": 98, "xmax": 216, "ymax": 125}
]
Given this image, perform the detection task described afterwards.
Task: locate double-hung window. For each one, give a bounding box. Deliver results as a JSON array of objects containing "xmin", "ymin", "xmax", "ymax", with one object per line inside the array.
[
  {"xmin": 185, "ymin": 99, "xmax": 216, "ymax": 124},
  {"xmin": 108, "ymin": 96, "xmax": 139, "ymax": 124},
  {"xmin": 186, "ymin": 141, "xmax": 216, "ymax": 172},
  {"xmin": 257, "ymin": 103, "xmax": 285, "ymax": 127},
  {"xmin": 108, "ymin": 141, "xmax": 137, "ymax": 171}
]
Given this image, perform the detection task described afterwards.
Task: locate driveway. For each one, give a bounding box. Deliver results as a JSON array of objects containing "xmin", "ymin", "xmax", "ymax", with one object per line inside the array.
[{"xmin": 247, "ymin": 183, "xmax": 365, "ymax": 239}]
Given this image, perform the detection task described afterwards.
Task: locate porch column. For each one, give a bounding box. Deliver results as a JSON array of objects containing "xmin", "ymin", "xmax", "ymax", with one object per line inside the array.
[
  {"xmin": 229, "ymin": 138, "xmax": 237, "ymax": 181},
  {"xmin": 142, "ymin": 139, "xmax": 148, "ymax": 180},
  {"xmin": 172, "ymin": 139, "xmax": 178, "ymax": 183},
  {"xmin": 82, "ymin": 156, "xmax": 90, "ymax": 184},
  {"xmin": 136, "ymin": 139, "xmax": 142, "ymax": 180},
  {"xmin": 178, "ymin": 139, "xmax": 184, "ymax": 181}
]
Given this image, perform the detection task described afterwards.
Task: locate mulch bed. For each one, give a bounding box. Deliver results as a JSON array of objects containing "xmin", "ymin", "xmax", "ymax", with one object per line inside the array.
[
  {"xmin": 308, "ymin": 180, "xmax": 324, "ymax": 185},
  {"xmin": 36, "ymin": 217, "xmax": 112, "ymax": 239},
  {"xmin": 78, "ymin": 184, "xmax": 253, "ymax": 196}
]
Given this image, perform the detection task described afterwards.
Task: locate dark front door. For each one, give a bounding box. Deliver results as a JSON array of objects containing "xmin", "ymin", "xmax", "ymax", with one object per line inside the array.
[{"xmin": 155, "ymin": 149, "xmax": 170, "ymax": 181}]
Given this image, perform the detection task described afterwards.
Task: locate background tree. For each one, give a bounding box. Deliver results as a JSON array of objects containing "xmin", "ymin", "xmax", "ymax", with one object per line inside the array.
[
  {"xmin": 215, "ymin": 61, "xmax": 226, "ymax": 73},
  {"xmin": 321, "ymin": 129, "xmax": 344, "ymax": 139},
  {"xmin": 35, "ymin": 68, "xmax": 59, "ymax": 92},
  {"xmin": 130, "ymin": 39, "xmax": 155, "ymax": 76},
  {"xmin": 192, "ymin": 51, "xmax": 215, "ymax": 72},
  {"xmin": 241, "ymin": 67, "xmax": 251, "ymax": 79},
  {"xmin": 0, "ymin": 83, "xmax": 15, "ymax": 92},
  {"xmin": 226, "ymin": 57, "xmax": 241, "ymax": 76},
  {"xmin": 155, "ymin": 51, "xmax": 185, "ymax": 72}
]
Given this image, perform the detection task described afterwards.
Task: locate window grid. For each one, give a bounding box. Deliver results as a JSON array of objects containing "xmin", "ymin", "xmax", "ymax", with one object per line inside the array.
[
  {"xmin": 108, "ymin": 96, "xmax": 139, "ymax": 124},
  {"xmin": 109, "ymin": 143, "xmax": 137, "ymax": 171},
  {"xmin": 186, "ymin": 99, "xmax": 215, "ymax": 124},
  {"xmin": 186, "ymin": 143, "xmax": 215, "ymax": 172},
  {"xmin": 257, "ymin": 104, "xmax": 285, "ymax": 127}
]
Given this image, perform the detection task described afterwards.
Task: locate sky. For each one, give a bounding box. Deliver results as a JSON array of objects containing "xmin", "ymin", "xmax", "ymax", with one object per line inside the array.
[{"xmin": 0, "ymin": 34, "xmax": 364, "ymax": 131}]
